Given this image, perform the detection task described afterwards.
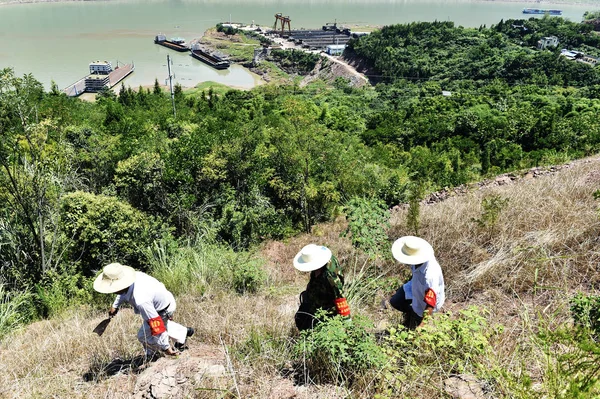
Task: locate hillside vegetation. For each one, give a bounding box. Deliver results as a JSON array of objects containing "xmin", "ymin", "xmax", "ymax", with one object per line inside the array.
[
  {"xmin": 1, "ymin": 156, "xmax": 600, "ymax": 398},
  {"xmin": 1, "ymin": 15, "xmax": 600, "ymax": 398}
]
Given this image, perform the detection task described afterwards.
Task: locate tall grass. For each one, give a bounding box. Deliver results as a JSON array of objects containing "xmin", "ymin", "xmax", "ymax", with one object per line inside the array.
[
  {"xmin": 146, "ymin": 239, "xmax": 268, "ymax": 297},
  {"xmin": 0, "ymin": 284, "xmax": 33, "ymax": 341}
]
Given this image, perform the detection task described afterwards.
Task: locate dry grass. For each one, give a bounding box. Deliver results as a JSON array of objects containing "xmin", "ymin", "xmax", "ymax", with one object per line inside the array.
[
  {"xmin": 392, "ymin": 157, "xmax": 600, "ymax": 299},
  {"xmin": 2, "ymin": 155, "xmax": 600, "ymax": 398}
]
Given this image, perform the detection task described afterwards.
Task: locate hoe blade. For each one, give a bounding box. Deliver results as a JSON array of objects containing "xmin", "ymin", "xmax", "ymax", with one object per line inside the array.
[{"xmin": 93, "ymin": 318, "xmax": 112, "ymax": 336}]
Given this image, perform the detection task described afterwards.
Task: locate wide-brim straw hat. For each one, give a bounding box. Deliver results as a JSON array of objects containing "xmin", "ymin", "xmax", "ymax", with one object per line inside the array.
[
  {"xmin": 293, "ymin": 244, "xmax": 332, "ymax": 272},
  {"xmin": 391, "ymin": 236, "xmax": 434, "ymax": 265},
  {"xmin": 93, "ymin": 263, "xmax": 136, "ymax": 294}
]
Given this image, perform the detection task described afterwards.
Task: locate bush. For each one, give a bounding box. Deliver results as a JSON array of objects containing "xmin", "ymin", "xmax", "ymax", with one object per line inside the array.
[
  {"xmin": 537, "ymin": 326, "xmax": 600, "ymax": 397},
  {"xmin": 113, "ymin": 152, "xmax": 166, "ymax": 214},
  {"xmin": 270, "ymin": 49, "xmax": 321, "ymax": 74},
  {"xmin": 570, "ymin": 293, "xmax": 600, "ymax": 337},
  {"xmin": 379, "ymin": 306, "xmax": 498, "ymax": 397},
  {"xmin": 471, "ymin": 194, "xmax": 509, "ymax": 229},
  {"xmin": 234, "ymin": 328, "xmax": 294, "ymax": 371},
  {"xmin": 294, "ymin": 313, "xmax": 385, "ymax": 386},
  {"xmin": 146, "ymin": 237, "xmax": 221, "ymax": 296},
  {"xmin": 341, "ymin": 197, "xmax": 390, "ymax": 259},
  {"xmin": 232, "ymin": 259, "xmax": 266, "ymax": 294},
  {"xmin": 60, "ymin": 191, "xmax": 164, "ymax": 275},
  {"xmin": 34, "ymin": 268, "xmax": 93, "ymax": 318}
]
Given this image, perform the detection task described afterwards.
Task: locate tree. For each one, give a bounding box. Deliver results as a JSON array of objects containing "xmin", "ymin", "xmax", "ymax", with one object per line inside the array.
[
  {"xmin": 153, "ymin": 78, "xmax": 162, "ymax": 95},
  {"xmin": 0, "ymin": 69, "xmax": 78, "ymax": 287}
]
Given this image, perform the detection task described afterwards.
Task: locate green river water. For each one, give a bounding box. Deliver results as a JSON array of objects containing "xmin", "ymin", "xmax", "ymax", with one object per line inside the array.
[{"xmin": 0, "ymin": 0, "xmax": 598, "ymax": 90}]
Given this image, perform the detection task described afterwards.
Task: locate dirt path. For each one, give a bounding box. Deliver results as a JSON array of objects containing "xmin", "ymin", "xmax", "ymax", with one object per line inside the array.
[{"xmin": 320, "ymin": 53, "xmax": 369, "ymax": 85}]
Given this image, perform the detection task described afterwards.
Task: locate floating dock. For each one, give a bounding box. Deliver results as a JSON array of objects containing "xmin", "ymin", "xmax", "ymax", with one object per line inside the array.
[{"xmin": 62, "ymin": 62, "xmax": 135, "ymax": 97}]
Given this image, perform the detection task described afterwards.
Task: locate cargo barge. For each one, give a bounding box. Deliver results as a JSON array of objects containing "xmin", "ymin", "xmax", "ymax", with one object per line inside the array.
[
  {"xmin": 522, "ymin": 8, "xmax": 562, "ymax": 15},
  {"xmin": 154, "ymin": 34, "xmax": 189, "ymax": 52},
  {"xmin": 190, "ymin": 43, "xmax": 230, "ymax": 70},
  {"xmin": 62, "ymin": 61, "xmax": 135, "ymax": 97}
]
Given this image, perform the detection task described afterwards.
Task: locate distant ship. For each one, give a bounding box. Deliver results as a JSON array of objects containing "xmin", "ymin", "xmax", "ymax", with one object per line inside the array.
[
  {"xmin": 154, "ymin": 34, "xmax": 189, "ymax": 52},
  {"xmin": 190, "ymin": 43, "xmax": 231, "ymax": 70},
  {"xmin": 522, "ymin": 8, "xmax": 563, "ymax": 15}
]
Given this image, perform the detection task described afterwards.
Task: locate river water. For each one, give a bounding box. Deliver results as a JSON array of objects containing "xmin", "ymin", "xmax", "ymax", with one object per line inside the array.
[{"xmin": 0, "ymin": 0, "xmax": 597, "ymax": 91}]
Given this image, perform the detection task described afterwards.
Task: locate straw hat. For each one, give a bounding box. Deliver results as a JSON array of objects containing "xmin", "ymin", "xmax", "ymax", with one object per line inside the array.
[
  {"xmin": 391, "ymin": 236, "xmax": 434, "ymax": 265},
  {"xmin": 293, "ymin": 244, "xmax": 332, "ymax": 272},
  {"xmin": 93, "ymin": 263, "xmax": 136, "ymax": 294}
]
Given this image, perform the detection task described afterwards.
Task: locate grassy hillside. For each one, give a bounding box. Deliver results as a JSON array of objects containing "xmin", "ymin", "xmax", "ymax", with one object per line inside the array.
[{"xmin": 2, "ymin": 155, "xmax": 599, "ymax": 398}]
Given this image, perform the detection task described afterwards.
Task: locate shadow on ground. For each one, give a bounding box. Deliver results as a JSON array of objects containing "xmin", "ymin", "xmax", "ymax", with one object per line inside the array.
[{"xmin": 83, "ymin": 355, "xmax": 151, "ymax": 382}]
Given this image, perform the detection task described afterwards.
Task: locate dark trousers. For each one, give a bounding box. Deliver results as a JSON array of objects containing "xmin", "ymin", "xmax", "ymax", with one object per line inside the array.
[{"xmin": 390, "ymin": 285, "xmax": 423, "ymax": 330}]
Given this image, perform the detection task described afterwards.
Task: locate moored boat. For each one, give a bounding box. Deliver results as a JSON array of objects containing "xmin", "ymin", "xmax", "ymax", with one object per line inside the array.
[
  {"xmin": 522, "ymin": 8, "xmax": 562, "ymax": 15},
  {"xmin": 190, "ymin": 43, "xmax": 230, "ymax": 70},
  {"xmin": 154, "ymin": 34, "xmax": 189, "ymax": 52}
]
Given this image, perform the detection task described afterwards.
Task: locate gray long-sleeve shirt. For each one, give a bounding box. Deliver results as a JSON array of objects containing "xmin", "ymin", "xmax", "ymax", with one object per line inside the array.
[{"xmin": 112, "ymin": 271, "xmax": 176, "ymax": 349}]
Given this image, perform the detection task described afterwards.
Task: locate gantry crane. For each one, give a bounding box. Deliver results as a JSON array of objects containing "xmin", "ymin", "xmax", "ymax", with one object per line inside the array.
[{"xmin": 273, "ymin": 13, "xmax": 291, "ymax": 36}]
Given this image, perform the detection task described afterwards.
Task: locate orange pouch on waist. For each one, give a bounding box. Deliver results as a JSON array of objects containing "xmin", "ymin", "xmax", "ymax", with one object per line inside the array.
[
  {"xmin": 334, "ymin": 297, "xmax": 351, "ymax": 317},
  {"xmin": 148, "ymin": 316, "xmax": 167, "ymax": 336}
]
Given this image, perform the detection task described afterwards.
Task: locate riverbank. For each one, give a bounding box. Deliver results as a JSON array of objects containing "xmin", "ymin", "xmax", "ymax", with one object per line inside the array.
[{"xmin": 2, "ymin": 0, "xmax": 600, "ymax": 6}]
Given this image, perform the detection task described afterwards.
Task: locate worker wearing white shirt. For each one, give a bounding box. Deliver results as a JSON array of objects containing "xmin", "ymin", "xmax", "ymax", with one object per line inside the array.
[
  {"xmin": 388, "ymin": 236, "xmax": 445, "ymax": 329},
  {"xmin": 93, "ymin": 263, "xmax": 193, "ymax": 358}
]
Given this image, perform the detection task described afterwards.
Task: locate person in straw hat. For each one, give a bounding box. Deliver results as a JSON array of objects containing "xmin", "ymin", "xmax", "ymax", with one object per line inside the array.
[
  {"xmin": 386, "ymin": 236, "xmax": 445, "ymax": 329},
  {"xmin": 93, "ymin": 262, "xmax": 194, "ymax": 359},
  {"xmin": 293, "ymin": 244, "xmax": 351, "ymax": 331}
]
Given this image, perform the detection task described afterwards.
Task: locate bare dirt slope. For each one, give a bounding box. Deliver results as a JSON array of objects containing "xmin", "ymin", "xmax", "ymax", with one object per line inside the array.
[{"xmin": 300, "ymin": 55, "xmax": 369, "ymax": 88}]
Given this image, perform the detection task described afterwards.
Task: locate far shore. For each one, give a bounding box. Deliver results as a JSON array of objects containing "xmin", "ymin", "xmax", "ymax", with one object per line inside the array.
[{"xmin": 2, "ymin": 0, "xmax": 600, "ymax": 6}]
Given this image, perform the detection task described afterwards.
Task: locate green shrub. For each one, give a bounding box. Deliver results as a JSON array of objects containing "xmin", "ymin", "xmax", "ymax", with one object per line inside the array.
[
  {"xmin": 341, "ymin": 197, "xmax": 390, "ymax": 258},
  {"xmin": 380, "ymin": 306, "xmax": 497, "ymax": 396},
  {"xmin": 234, "ymin": 328, "xmax": 294, "ymax": 371},
  {"xmin": 471, "ymin": 194, "xmax": 509, "ymax": 229},
  {"xmin": 406, "ymin": 181, "xmax": 425, "ymax": 236},
  {"xmin": 537, "ymin": 326, "xmax": 600, "ymax": 397},
  {"xmin": 60, "ymin": 191, "xmax": 164, "ymax": 275},
  {"xmin": 34, "ymin": 268, "xmax": 93, "ymax": 318},
  {"xmin": 344, "ymin": 258, "xmax": 386, "ymax": 310},
  {"xmin": 232, "ymin": 259, "xmax": 266, "ymax": 294},
  {"xmin": 113, "ymin": 152, "xmax": 166, "ymax": 214},
  {"xmin": 570, "ymin": 293, "xmax": 600, "ymax": 337},
  {"xmin": 270, "ymin": 49, "xmax": 321, "ymax": 74},
  {"xmin": 294, "ymin": 313, "xmax": 385, "ymax": 385},
  {"xmin": 146, "ymin": 238, "xmax": 222, "ymax": 296}
]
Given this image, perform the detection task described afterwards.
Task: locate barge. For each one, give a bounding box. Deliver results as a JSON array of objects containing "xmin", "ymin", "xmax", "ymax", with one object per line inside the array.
[
  {"xmin": 154, "ymin": 34, "xmax": 189, "ymax": 52},
  {"xmin": 522, "ymin": 8, "xmax": 562, "ymax": 15},
  {"xmin": 190, "ymin": 43, "xmax": 230, "ymax": 70}
]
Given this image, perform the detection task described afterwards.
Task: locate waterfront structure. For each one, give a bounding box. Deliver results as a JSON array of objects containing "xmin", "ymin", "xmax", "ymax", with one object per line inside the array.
[
  {"xmin": 274, "ymin": 13, "xmax": 291, "ymax": 36},
  {"xmin": 538, "ymin": 36, "xmax": 559, "ymax": 50},
  {"xmin": 561, "ymin": 49, "xmax": 598, "ymax": 65},
  {"xmin": 326, "ymin": 44, "xmax": 346, "ymax": 55},
  {"xmin": 89, "ymin": 61, "xmax": 113, "ymax": 74},
  {"xmin": 85, "ymin": 74, "xmax": 111, "ymax": 92},
  {"xmin": 62, "ymin": 61, "xmax": 134, "ymax": 96}
]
